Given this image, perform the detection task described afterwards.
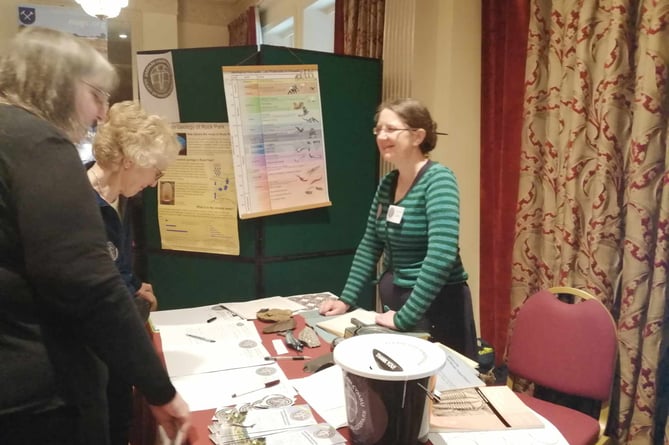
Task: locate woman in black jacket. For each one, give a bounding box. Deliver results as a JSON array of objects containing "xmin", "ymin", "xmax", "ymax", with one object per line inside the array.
[{"xmin": 0, "ymin": 27, "xmax": 191, "ymax": 444}]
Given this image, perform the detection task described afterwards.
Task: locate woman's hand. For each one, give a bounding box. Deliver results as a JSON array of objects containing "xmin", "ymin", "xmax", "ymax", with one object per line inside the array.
[
  {"xmin": 136, "ymin": 282, "xmax": 158, "ymax": 311},
  {"xmin": 375, "ymin": 310, "xmax": 398, "ymax": 330},
  {"xmin": 318, "ymin": 299, "xmax": 350, "ymax": 316}
]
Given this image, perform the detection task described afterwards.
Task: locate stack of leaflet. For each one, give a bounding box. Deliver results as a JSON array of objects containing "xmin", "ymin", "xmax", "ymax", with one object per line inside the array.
[{"xmin": 208, "ymin": 403, "xmax": 346, "ymax": 445}]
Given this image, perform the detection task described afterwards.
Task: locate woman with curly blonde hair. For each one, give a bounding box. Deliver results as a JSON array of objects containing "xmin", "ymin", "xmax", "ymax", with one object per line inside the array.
[{"xmin": 87, "ymin": 101, "xmax": 181, "ymax": 444}]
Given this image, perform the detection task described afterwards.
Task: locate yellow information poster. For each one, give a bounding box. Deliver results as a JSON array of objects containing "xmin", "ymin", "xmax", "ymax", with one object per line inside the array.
[{"xmin": 158, "ymin": 123, "xmax": 240, "ymax": 255}]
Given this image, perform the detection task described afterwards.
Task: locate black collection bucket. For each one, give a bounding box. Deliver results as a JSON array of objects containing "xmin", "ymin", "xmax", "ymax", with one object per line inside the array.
[{"xmin": 333, "ymin": 334, "xmax": 446, "ymax": 445}]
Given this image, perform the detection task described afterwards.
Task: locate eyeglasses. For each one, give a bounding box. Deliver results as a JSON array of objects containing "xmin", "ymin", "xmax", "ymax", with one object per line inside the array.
[
  {"xmin": 81, "ymin": 80, "xmax": 110, "ymax": 107},
  {"xmin": 372, "ymin": 126, "xmax": 415, "ymax": 136}
]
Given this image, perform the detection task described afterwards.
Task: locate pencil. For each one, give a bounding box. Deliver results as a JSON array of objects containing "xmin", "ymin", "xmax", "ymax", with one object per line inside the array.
[{"xmin": 186, "ymin": 333, "xmax": 216, "ymax": 343}]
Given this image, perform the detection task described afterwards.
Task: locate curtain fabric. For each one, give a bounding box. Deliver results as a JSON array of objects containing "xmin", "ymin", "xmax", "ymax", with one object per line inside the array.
[
  {"xmin": 227, "ymin": 6, "xmax": 257, "ymax": 47},
  {"xmin": 334, "ymin": 0, "xmax": 384, "ymax": 58},
  {"xmin": 479, "ymin": 0, "xmax": 531, "ymax": 372},
  {"xmin": 509, "ymin": 1, "xmax": 669, "ymax": 443}
]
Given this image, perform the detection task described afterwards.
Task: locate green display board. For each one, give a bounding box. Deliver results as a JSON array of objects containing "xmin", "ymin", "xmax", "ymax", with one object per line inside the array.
[{"xmin": 138, "ymin": 45, "xmax": 382, "ymax": 309}]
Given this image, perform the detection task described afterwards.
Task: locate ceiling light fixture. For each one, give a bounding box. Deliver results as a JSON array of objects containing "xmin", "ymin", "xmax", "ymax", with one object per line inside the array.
[{"xmin": 75, "ymin": 0, "xmax": 128, "ymax": 20}]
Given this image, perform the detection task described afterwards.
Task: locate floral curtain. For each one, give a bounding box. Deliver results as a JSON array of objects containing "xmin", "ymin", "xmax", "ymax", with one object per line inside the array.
[
  {"xmin": 227, "ymin": 6, "xmax": 257, "ymax": 47},
  {"xmin": 334, "ymin": 0, "xmax": 384, "ymax": 58},
  {"xmin": 509, "ymin": 0, "xmax": 669, "ymax": 443}
]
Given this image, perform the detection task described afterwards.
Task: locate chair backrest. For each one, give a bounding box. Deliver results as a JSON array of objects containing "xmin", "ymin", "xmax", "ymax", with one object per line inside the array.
[{"xmin": 507, "ymin": 289, "xmax": 617, "ymax": 401}]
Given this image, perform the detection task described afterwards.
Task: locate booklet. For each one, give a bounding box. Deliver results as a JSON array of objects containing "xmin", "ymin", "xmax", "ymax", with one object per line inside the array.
[
  {"xmin": 434, "ymin": 343, "xmax": 486, "ymax": 392},
  {"xmin": 315, "ymin": 308, "xmax": 378, "ymax": 337},
  {"xmin": 209, "ymin": 403, "xmax": 346, "ymax": 445},
  {"xmin": 429, "ymin": 385, "xmax": 544, "ymax": 432}
]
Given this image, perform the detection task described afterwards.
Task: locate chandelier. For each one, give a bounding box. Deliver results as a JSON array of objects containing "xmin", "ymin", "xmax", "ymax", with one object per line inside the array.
[{"xmin": 75, "ymin": 0, "xmax": 128, "ymax": 20}]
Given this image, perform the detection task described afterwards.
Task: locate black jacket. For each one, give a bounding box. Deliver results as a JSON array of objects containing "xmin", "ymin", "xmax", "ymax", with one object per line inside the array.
[{"xmin": 0, "ymin": 104, "xmax": 175, "ymax": 443}]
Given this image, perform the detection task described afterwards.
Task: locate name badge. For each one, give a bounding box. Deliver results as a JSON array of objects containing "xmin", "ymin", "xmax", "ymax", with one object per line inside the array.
[{"xmin": 386, "ymin": 205, "xmax": 404, "ymax": 224}]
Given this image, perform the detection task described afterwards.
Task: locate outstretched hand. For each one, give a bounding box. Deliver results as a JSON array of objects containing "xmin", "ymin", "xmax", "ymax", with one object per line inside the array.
[
  {"xmin": 375, "ymin": 310, "xmax": 398, "ymax": 330},
  {"xmin": 318, "ymin": 299, "xmax": 350, "ymax": 316},
  {"xmin": 149, "ymin": 393, "xmax": 195, "ymax": 444}
]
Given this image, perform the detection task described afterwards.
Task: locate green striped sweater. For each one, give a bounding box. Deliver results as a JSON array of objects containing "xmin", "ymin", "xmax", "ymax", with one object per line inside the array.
[{"xmin": 340, "ymin": 162, "xmax": 468, "ymax": 330}]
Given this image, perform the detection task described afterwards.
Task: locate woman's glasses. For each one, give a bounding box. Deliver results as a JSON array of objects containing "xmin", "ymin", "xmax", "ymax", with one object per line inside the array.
[
  {"xmin": 81, "ymin": 80, "xmax": 110, "ymax": 107},
  {"xmin": 372, "ymin": 126, "xmax": 415, "ymax": 136}
]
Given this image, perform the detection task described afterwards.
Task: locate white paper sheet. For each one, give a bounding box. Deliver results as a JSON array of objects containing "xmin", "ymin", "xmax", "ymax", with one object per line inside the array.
[
  {"xmin": 263, "ymin": 424, "xmax": 347, "ymax": 445},
  {"xmin": 171, "ymin": 363, "xmax": 294, "ymax": 411},
  {"xmin": 159, "ymin": 319, "xmax": 269, "ymax": 376},
  {"xmin": 434, "ymin": 344, "xmax": 486, "ymax": 392},
  {"xmin": 150, "ymin": 304, "xmax": 239, "ymax": 329},
  {"xmin": 290, "ymin": 365, "xmax": 347, "ymax": 428}
]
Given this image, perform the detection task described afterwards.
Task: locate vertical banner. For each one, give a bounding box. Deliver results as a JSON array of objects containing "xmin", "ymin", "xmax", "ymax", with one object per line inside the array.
[
  {"xmin": 137, "ymin": 52, "xmax": 181, "ymax": 123},
  {"xmin": 222, "ymin": 64, "xmax": 331, "ymax": 219}
]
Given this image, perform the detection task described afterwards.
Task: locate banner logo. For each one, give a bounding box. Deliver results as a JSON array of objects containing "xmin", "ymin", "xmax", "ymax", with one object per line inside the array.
[{"xmin": 142, "ymin": 58, "xmax": 174, "ymax": 99}]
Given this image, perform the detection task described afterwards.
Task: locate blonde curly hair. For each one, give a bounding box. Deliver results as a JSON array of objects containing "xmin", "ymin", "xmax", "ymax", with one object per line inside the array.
[{"xmin": 93, "ymin": 101, "xmax": 180, "ymax": 172}]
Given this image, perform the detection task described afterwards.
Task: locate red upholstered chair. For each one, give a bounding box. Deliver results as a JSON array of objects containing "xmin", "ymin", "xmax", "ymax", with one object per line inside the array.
[{"xmin": 506, "ymin": 287, "xmax": 617, "ymax": 445}]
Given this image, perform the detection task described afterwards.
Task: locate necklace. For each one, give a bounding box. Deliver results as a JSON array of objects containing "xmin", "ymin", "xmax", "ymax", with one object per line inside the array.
[{"xmin": 89, "ymin": 167, "xmax": 118, "ymax": 204}]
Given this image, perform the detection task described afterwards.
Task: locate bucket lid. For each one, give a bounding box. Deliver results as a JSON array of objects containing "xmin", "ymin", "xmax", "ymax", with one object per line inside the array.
[{"xmin": 333, "ymin": 333, "xmax": 446, "ymax": 381}]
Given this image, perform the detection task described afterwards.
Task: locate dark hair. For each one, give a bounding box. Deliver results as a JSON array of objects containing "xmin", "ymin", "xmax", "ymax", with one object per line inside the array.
[{"xmin": 375, "ymin": 98, "xmax": 438, "ymax": 153}]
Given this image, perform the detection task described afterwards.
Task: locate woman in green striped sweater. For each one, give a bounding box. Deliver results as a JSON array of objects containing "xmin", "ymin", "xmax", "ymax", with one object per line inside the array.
[{"xmin": 319, "ymin": 98, "xmax": 477, "ymax": 359}]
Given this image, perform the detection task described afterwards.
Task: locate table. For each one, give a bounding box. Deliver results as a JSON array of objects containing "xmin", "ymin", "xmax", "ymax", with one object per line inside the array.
[{"xmin": 133, "ymin": 308, "xmax": 568, "ymax": 445}]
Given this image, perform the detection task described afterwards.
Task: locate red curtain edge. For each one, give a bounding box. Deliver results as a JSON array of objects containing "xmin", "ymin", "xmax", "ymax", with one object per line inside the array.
[
  {"xmin": 247, "ymin": 6, "xmax": 257, "ymax": 46},
  {"xmin": 479, "ymin": 0, "xmax": 530, "ymax": 365},
  {"xmin": 334, "ymin": 0, "xmax": 344, "ymax": 55}
]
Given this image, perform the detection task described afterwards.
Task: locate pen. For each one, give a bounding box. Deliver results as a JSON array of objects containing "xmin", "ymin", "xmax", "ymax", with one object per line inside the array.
[
  {"xmin": 475, "ymin": 387, "xmax": 511, "ymax": 427},
  {"xmin": 206, "ymin": 317, "xmax": 217, "ymax": 323},
  {"xmin": 417, "ymin": 382, "xmax": 441, "ymax": 403},
  {"xmin": 264, "ymin": 356, "xmax": 313, "ymax": 361},
  {"xmin": 231, "ymin": 379, "xmax": 280, "ymax": 397},
  {"xmin": 186, "ymin": 333, "xmax": 216, "ymax": 343}
]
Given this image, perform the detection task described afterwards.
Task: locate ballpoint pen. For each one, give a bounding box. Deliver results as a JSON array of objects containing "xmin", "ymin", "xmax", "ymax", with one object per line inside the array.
[
  {"xmin": 264, "ymin": 356, "xmax": 313, "ymax": 361},
  {"xmin": 417, "ymin": 382, "xmax": 441, "ymax": 403},
  {"xmin": 186, "ymin": 333, "xmax": 216, "ymax": 343},
  {"xmin": 231, "ymin": 379, "xmax": 281, "ymax": 397}
]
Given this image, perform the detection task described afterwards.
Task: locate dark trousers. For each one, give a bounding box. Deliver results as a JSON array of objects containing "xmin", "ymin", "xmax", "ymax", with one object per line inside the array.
[
  {"xmin": 378, "ymin": 271, "xmax": 478, "ymax": 361},
  {"xmin": 0, "ymin": 406, "xmax": 78, "ymax": 445}
]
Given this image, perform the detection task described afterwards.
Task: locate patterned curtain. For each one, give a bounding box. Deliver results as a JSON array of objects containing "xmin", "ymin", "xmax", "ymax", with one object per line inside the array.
[
  {"xmin": 510, "ymin": 1, "xmax": 669, "ymax": 443},
  {"xmin": 227, "ymin": 6, "xmax": 257, "ymax": 47},
  {"xmin": 334, "ymin": 0, "xmax": 384, "ymax": 58}
]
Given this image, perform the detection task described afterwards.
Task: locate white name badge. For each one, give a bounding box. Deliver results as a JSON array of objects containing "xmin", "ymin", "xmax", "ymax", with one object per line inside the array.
[{"xmin": 386, "ymin": 205, "xmax": 405, "ymax": 224}]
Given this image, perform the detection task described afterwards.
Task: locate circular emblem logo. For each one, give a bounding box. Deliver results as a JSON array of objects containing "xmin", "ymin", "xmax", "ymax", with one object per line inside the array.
[
  {"xmin": 142, "ymin": 58, "xmax": 174, "ymax": 99},
  {"xmin": 238, "ymin": 339, "xmax": 257, "ymax": 349},
  {"xmin": 312, "ymin": 426, "xmax": 336, "ymax": 438},
  {"xmin": 106, "ymin": 241, "xmax": 119, "ymax": 261},
  {"xmin": 256, "ymin": 366, "xmax": 277, "ymax": 376},
  {"xmin": 290, "ymin": 407, "xmax": 312, "ymax": 421}
]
